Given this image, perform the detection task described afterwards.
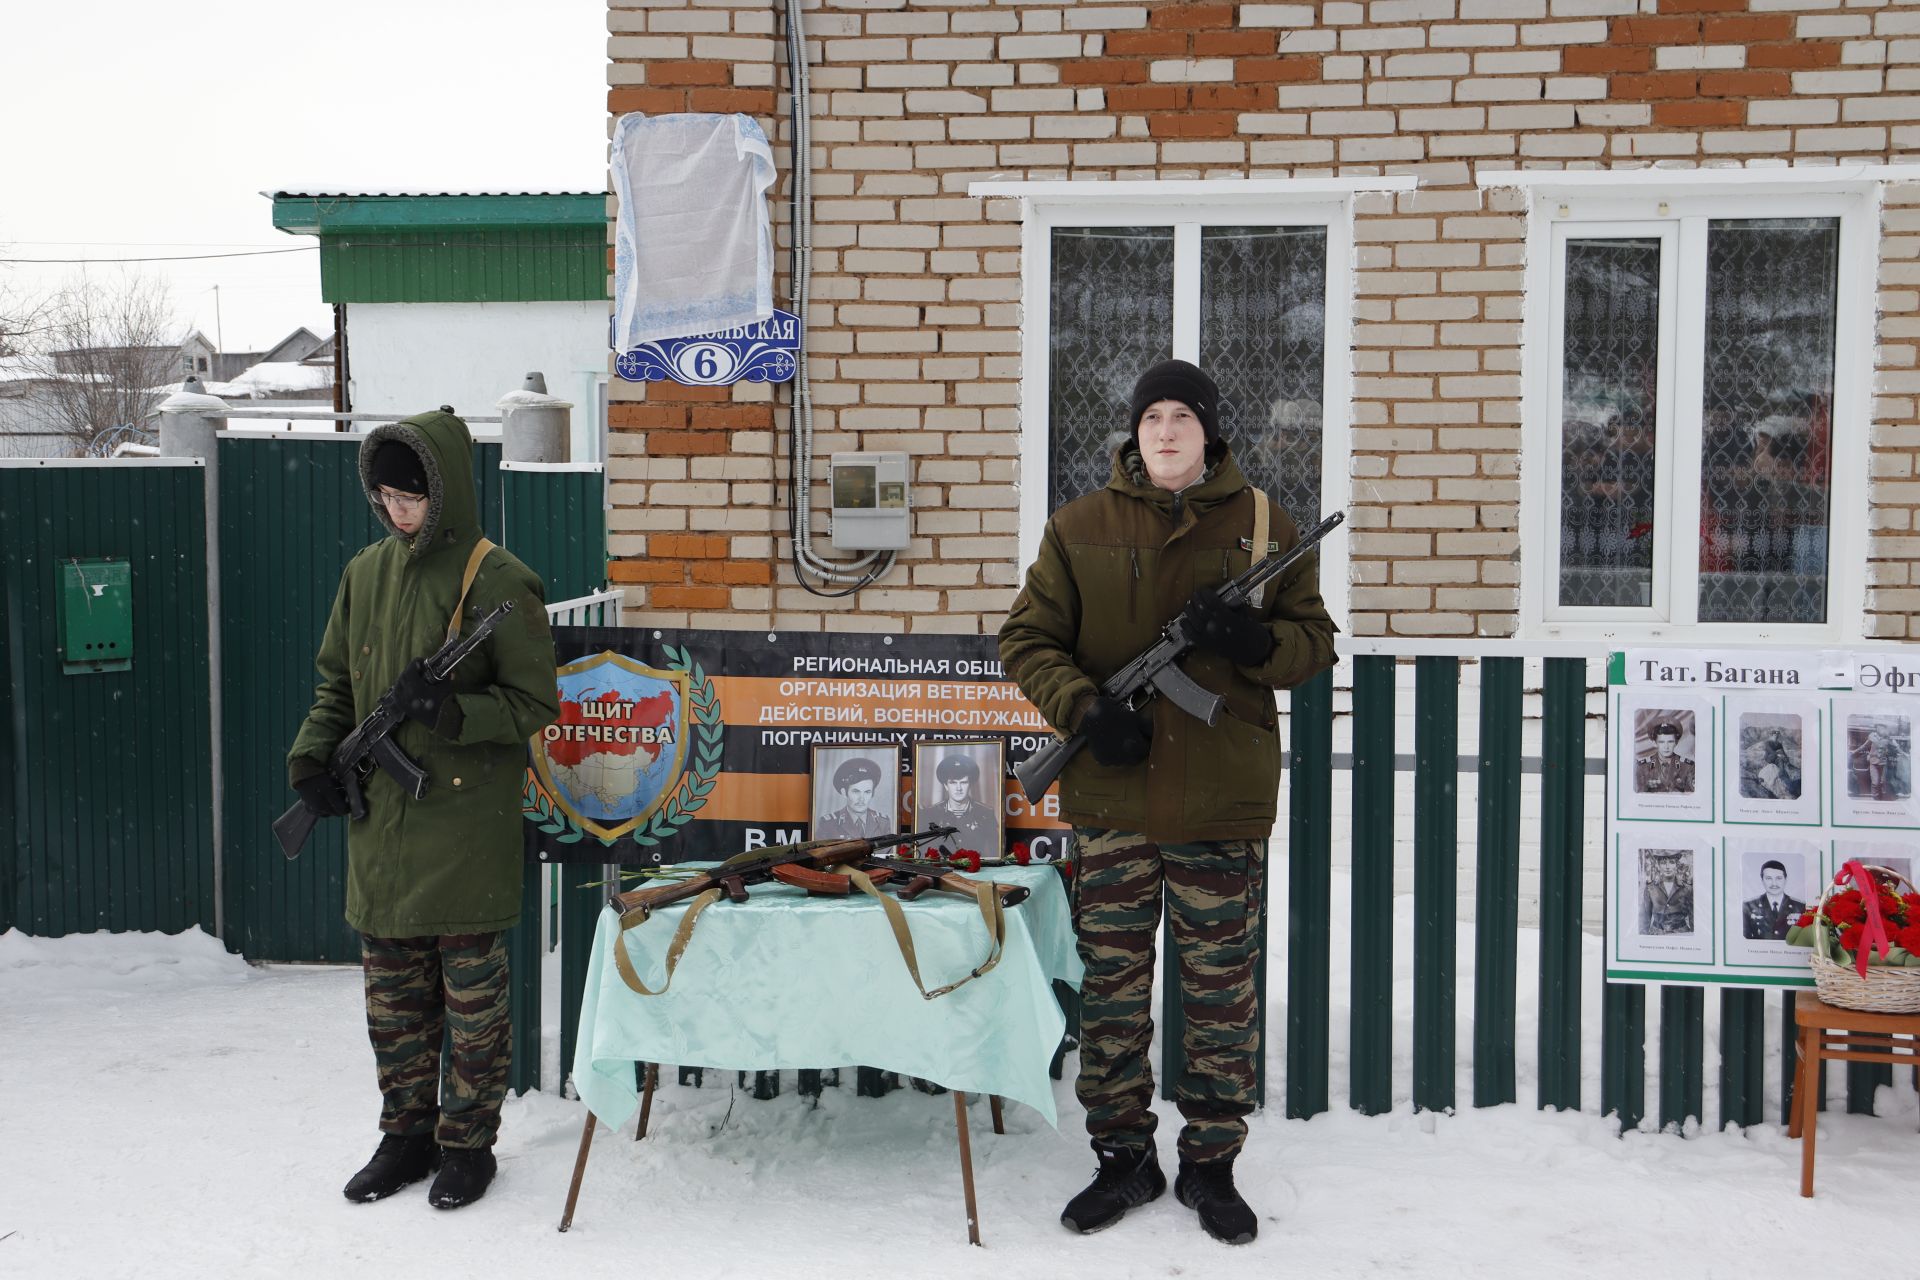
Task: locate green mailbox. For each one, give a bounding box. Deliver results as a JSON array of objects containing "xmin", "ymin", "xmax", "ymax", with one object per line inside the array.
[{"xmin": 58, "ymin": 558, "xmax": 133, "ymax": 674}]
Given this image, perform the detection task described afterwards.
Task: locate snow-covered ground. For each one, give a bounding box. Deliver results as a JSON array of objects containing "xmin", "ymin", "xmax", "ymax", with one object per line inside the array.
[{"xmin": 4, "ymin": 886, "xmax": 1917, "ymax": 1280}]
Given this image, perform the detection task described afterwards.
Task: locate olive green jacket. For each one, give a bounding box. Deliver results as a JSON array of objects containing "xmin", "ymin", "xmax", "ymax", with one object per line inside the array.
[
  {"xmin": 999, "ymin": 442, "xmax": 1337, "ymax": 843},
  {"xmin": 288, "ymin": 411, "xmax": 561, "ymax": 936}
]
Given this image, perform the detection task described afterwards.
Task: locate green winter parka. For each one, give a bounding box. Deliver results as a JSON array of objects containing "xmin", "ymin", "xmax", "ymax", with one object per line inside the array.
[
  {"xmin": 287, "ymin": 411, "xmax": 561, "ymax": 937},
  {"xmin": 998, "ymin": 441, "xmax": 1337, "ymax": 843}
]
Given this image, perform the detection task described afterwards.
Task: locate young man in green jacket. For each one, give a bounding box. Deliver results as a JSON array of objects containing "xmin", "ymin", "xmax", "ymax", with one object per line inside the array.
[
  {"xmin": 287, "ymin": 410, "xmax": 560, "ymax": 1210},
  {"xmin": 999, "ymin": 360, "xmax": 1337, "ymax": 1245}
]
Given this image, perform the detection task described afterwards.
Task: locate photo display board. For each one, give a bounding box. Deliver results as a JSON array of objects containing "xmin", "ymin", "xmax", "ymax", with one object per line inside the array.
[
  {"xmin": 1605, "ymin": 647, "xmax": 1920, "ymax": 988},
  {"xmin": 522, "ymin": 626, "xmax": 1071, "ymax": 865}
]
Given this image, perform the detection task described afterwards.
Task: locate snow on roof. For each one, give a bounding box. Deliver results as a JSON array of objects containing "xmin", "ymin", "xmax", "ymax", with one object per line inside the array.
[
  {"xmin": 268, "ymin": 189, "xmax": 601, "ymax": 199},
  {"xmin": 221, "ymin": 362, "xmax": 335, "ymax": 396}
]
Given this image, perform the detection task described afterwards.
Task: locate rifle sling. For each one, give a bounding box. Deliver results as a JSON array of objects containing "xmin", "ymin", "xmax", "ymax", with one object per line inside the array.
[
  {"xmin": 446, "ymin": 538, "xmax": 496, "ymax": 643},
  {"xmin": 608, "ymin": 865, "xmax": 1008, "ymax": 1001},
  {"xmin": 1247, "ymin": 487, "xmax": 1271, "ymax": 610}
]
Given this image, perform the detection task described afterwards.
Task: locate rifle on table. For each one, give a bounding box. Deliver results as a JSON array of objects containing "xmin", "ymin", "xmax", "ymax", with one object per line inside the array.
[
  {"xmin": 271, "ymin": 600, "xmax": 515, "ymax": 861},
  {"xmin": 607, "ymin": 826, "xmax": 1026, "ymax": 1000},
  {"xmin": 1015, "ymin": 509, "xmax": 1344, "ymax": 803}
]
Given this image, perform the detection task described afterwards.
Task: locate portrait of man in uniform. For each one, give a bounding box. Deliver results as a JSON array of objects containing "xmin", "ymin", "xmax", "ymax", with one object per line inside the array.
[
  {"xmin": 1632, "ymin": 713, "xmax": 1696, "ymax": 796},
  {"xmin": 1741, "ymin": 857, "xmax": 1807, "ymax": 940},
  {"xmin": 810, "ymin": 745, "xmax": 899, "ymax": 842},
  {"xmin": 1847, "ymin": 715, "xmax": 1912, "ymax": 803},
  {"xmin": 912, "ymin": 740, "xmax": 1004, "ymax": 857},
  {"xmin": 1637, "ymin": 849, "xmax": 1694, "ymax": 936}
]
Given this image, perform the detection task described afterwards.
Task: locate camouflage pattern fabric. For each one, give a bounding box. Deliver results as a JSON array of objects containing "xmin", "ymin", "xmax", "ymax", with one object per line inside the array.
[
  {"xmin": 1071, "ymin": 828, "xmax": 1263, "ymax": 1165},
  {"xmin": 361, "ymin": 931, "xmax": 511, "ymax": 1150}
]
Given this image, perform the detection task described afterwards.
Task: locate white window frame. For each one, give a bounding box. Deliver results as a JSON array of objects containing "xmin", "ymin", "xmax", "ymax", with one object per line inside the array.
[
  {"xmin": 973, "ymin": 178, "xmax": 1414, "ymax": 633},
  {"xmin": 1500, "ymin": 172, "xmax": 1884, "ymax": 646}
]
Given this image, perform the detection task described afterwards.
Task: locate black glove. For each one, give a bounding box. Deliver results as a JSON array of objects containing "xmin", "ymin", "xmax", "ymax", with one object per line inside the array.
[
  {"xmin": 1078, "ymin": 695, "xmax": 1152, "ymax": 768},
  {"xmin": 294, "ymin": 771, "xmax": 350, "ymax": 818},
  {"xmin": 390, "ymin": 657, "xmax": 453, "ymax": 729},
  {"xmin": 1181, "ymin": 586, "xmax": 1274, "ymax": 667}
]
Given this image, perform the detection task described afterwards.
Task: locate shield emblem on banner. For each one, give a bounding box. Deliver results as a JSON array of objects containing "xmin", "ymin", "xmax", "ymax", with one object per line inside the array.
[{"xmin": 532, "ymin": 651, "xmax": 691, "ymax": 842}]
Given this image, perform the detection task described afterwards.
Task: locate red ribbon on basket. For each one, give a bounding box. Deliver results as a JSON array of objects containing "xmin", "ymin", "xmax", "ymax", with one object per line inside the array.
[{"xmin": 1838, "ymin": 859, "xmax": 1894, "ymax": 977}]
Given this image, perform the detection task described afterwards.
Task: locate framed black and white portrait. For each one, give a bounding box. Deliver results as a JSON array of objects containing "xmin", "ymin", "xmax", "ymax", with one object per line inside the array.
[
  {"xmin": 911, "ymin": 739, "xmax": 1005, "ymax": 858},
  {"xmin": 810, "ymin": 744, "xmax": 901, "ymax": 842}
]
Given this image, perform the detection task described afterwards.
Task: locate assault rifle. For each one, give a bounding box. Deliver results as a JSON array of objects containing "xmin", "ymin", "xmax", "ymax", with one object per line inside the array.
[
  {"xmin": 610, "ymin": 826, "xmax": 1030, "ymax": 919},
  {"xmin": 1015, "ymin": 510, "xmax": 1344, "ymax": 803},
  {"xmin": 272, "ymin": 600, "xmax": 516, "ymax": 861}
]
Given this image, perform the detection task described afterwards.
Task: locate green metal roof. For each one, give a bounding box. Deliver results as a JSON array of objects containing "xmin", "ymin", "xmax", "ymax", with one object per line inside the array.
[{"xmin": 269, "ymin": 192, "xmax": 609, "ymax": 305}]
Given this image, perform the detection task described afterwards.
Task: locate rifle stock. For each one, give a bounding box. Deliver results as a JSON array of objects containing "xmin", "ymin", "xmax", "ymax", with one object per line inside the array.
[{"xmin": 1014, "ymin": 510, "xmax": 1344, "ymax": 804}]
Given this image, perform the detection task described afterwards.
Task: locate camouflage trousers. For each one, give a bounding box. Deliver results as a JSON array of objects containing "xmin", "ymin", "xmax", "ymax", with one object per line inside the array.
[
  {"xmin": 1071, "ymin": 828, "xmax": 1263, "ymax": 1165},
  {"xmin": 361, "ymin": 931, "xmax": 511, "ymax": 1150}
]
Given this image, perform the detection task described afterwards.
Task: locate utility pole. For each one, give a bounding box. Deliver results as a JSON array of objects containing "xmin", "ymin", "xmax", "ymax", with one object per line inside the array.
[{"xmin": 212, "ymin": 284, "xmax": 223, "ymax": 353}]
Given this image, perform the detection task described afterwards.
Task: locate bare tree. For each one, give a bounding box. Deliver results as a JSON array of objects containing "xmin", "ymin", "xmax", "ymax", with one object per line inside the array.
[{"xmin": 20, "ymin": 271, "xmax": 183, "ymax": 455}]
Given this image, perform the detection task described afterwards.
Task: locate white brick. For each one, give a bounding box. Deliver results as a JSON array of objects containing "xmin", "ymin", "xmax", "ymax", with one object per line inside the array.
[
  {"xmin": 1282, "ymin": 84, "xmax": 1366, "ymax": 108},
  {"xmin": 1703, "ymin": 130, "xmax": 1795, "ymax": 155},
  {"xmin": 1368, "ymin": 78, "xmax": 1456, "ymax": 104},
  {"xmin": 822, "ymin": 38, "xmax": 908, "ymax": 62},
  {"xmin": 1241, "ymin": 3, "xmax": 1318, "ymax": 25},
  {"xmin": 1547, "ymin": 0, "xmax": 1636, "ymax": 15},
  {"xmin": 1545, "ymin": 76, "xmax": 1607, "ymax": 99},
  {"xmin": 1342, "ymin": 136, "xmax": 1428, "ymax": 162},
  {"xmin": 867, "ymin": 65, "xmax": 951, "ymax": 88},
  {"xmin": 1844, "ymin": 40, "xmax": 1890, "ymax": 65},
  {"xmin": 1799, "ymin": 14, "xmax": 1872, "ymax": 39},
  {"xmin": 1793, "ymin": 69, "xmax": 1885, "ymax": 93},
  {"xmin": 952, "ymin": 64, "xmax": 1015, "ymax": 88},
  {"xmin": 1463, "ymin": 0, "xmax": 1542, "ymax": 16},
  {"xmin": 1165, "ymin": 141, "xmax": 1249, "ymax": 163},
  {"xmin": 1065, "ymin": 6, "xmax": 1149, "ymax": 30},
  {"xmin": 1655, "ymin": 45, "xmax": 1745, "ymax": 71},
  {"xmin": 1150, "ymin": 59, "xmax": 1235, "ymax": 83},
  {"xmin": 1843, "ymin": 96, "xmax": 1920, "ymax": 122},
  {"xmin": 1521, "ymin": 19, "xmax": 1608, "ymax": 45},
  {"xmin": 1492, "ymin": 103, "xmax": 1574, "ymax": 129},
  {"xmin": 1371, "ymin": 0, "xmax": 1454, "ymax": 20},
  {"xmin": 1249, "ymin": 139, "xmax": 1337, "ymax": 163},
  {"xmin": 999, "ymin": 34, "xmax": 1083, "ymax": 58},
  {"xmin": 691, "ymin": 34, "xmax": 773, "ymax": 59},
  {"xmin": 1457, "ymin": 77, "xmax": 1545, "ymax": 101},
  {"xmin": 607, "ymin": 35, "xmax": 687, "ymax": 59},
  {"xmin": 1325, "ymin": 55, "xmax": 1368, "ymax": 80},
  {"xmin": 1796, "ymin": 126, "xmax": 1889, "ymax": 150},
  {"xmin": 1475, "ymin": 50, "xmax": 1560, "ymax": 74},
  {"xmin": 1341, "ymin": 27, "xmax": 1427, "ymax": 51},
  {"xmin": 1429, "ymin": 24, "xmax": 1518, "ymax": 47},
  {"xmin": 1400, "ymin": 107, "xmax": 1486, "ymax": 131},
  {"xmin": 991, "ymin": 88, "xmax": 1076, "ymax": 111},
  {"xmin": 1240, "ymin": 113, "xmax": 1311, "ymax": 134},
  {"xmin": 1034, "ymin": 115, "xmax": 1118, "ymax": 139},
  {"xmin": 912, "ymin": 38, "xmax": 994, "ymax": 61},
  {"xmin": 905, "ymin": 91, "xmax": 987, "ymax": 113},
  {"xmin": 1385, "ymin": 52, "xmax": 1472, "ymax": 77},
  {"xmin": 1519, "ymin": 133, "xmax": 1607, "ymax": 157},
  {"xmin": 1323, "ymin": 2, "xmax": 1366, "ymax": 23},
  {"xmin": 1280, "ymin": 29, "xmax": 1339, "ymax": 53},
  {"xmin": 1312, "ymin": 109, "xmax": 1398, "ymax": 135}
]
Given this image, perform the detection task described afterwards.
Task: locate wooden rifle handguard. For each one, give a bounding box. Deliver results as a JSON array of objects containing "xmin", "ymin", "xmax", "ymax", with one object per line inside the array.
[{"xmin": 771, "ymin": 863, "xmax": 896, "ymax": 897}]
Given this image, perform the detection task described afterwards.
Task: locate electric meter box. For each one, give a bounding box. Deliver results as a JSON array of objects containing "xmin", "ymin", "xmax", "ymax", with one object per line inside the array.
[
  {"xmin": 829, "ymin": 451, "xmax": 911, "ymax": 551},
  {"xmin": 58, "ymin": 558, "xmax": 133, "ymax": 674}
]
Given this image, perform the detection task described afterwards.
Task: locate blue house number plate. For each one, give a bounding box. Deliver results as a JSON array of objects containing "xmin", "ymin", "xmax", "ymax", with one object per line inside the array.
[{"xmin": 614, "ymin": 309, "xmax": 799, "ymax": 387}]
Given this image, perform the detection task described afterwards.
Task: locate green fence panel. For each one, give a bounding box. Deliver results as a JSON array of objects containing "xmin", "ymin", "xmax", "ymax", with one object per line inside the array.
[
  {"xmin": 1286, "ymin": 670, "xmax": 1334, "ymax": 1119},
  {"xmin": 1847, "ymin": 1060, "xmax": 1891, "ymax": 1115},
  {"xmin": 1719, "ymin": 989, "xmax": 1765, "ymax": 1129},
  {"xmin": 1413, "ymin": 656, "xmax": 1458, "ymax": 1114},
  {"xmin": 1473, "ymin": 657, "xmax": 1523, "ymax": 1108},
  {"xmin": 1350, "ymin": 655, "xmax": 1395, "ymax": 1115},
  {"xmin": 1538, "ymin": 657, "xmax": 1585, "ymax": 1112},
  {"xmin": 0, "ymin": 462, "xmax": 215, "ymax": 938},
  {"xmin": 218, "ymin": 436, "xmax": 502, "ymax": 962},
  {"xmin": 507, "ymin": 864, "xmax": 545, "ymax": 1095},
  {"xmin": 558, "ymin": 868, "xmax": 607, "ymax": 1096},
  {"xmin": 502, "ymin": 466, "xmax": 605, "ymax": 604},
  {"xmin": 1601, "ymin": 982, "xmax": 1646, "ymax": 1131},
  {"xmin": 1658, "ymin": 986, "xmax": 1705, "ymax": 1131}
]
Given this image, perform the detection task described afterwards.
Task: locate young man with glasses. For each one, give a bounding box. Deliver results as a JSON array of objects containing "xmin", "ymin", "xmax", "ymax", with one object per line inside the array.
[{"xmin": 287, "ymin": 411, "xmax": 559, "ymax": 1211}]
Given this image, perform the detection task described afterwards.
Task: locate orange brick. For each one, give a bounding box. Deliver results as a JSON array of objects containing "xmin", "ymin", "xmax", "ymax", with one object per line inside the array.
[
  {"xmin": 689, "ymin": 88, "xmax": 777, "ymax": 115},
  {"xmin": 666, "ymin": 384, "xmax": 734, "ymax": 402},
  {"xmin": 1108, "ymin": 31, "xmax": 1187, "ymax": 57},
  {"xmin": 608, "ymin": 403, "xmax": 687, "ymax": 429},
  {"xmin": 1703, "ymin": 70, "xmax": 1792, "ymax": 97},
  {"xmin": 692, "ymin": 561, "xmax": 774, "ymax": 586},
  {"xmin": 1236, "ymin": 57, "xmax": 1323, "ymax": 84},
  {"xmin": 647, "ymin": 61, "xmax": 730, "ymax": 87},
  {"xmin": 606, "ymin": 559, "xmax": 685, "ymax": 585},
  {"xmin": 1193, "ymin": 84, "xmax": 1275, "ymax": 111},
  {"xmin": 1061, "ymin": 59, "xmax": 1148, "ymax": 85},
  {"xmin": 651, "ymin": 584, "xmax": 731, "ymax": 611},
  {"xmin": 653, "ymin": 534, "xmax": 729, "ymax": 559},
  {"xmin": 693, "ymin": 404, "xmax": 776, "ymax": 430},
  {"xmin": 1746, "ymin": 43, "xmax": 1843, "ymax": 69},
  {"xmin": 1609, "ymin": 71, "xmax": 1698, "ymax": 100},
  {"xmin": 1703, "ymin": 15, "xmax": 1793, "ymax": 42},
  {"xmin": 1194, "ymin": 30, "xmax": 1276, "ymax": 57},
  {"xmin": 1109, "ymin": 84, "xmax": 1188, "ymax": 112},
  {"xmin": 1657, "ymin": 0, "xmax": 1746, "ymax": 12},
  {"xmin": 1611, "ymin": 16, "xmax": 1701, "ymax": 44},
  {"xmin": 645, "ymin": 432, "xmax": 731, "ymax": 456},
  {"xmin": 608, "ymin": 88, "xmax": 685, "ymax": 116},
  {"xmin": 1654, "ymin": 99, "xmax": 1744, "ymax": 126},
  {"xmin": 1150, "ymin": 2, "xmax": 1233, "ymax": 29},
  {"xmin": 1565, "ymin": 46, "xmax": 1651, "ymax": 74},
  {"xmin": 1147, "ymin": 112, "xmax": 1237, "ymax": 138}
]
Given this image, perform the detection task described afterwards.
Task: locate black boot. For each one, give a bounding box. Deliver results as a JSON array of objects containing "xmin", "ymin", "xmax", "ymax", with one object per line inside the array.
[
  {"xmin": 1175, "ymin": 1158, "xmax": 1257, "ymax": 1245},
  {"xmin": 427, "ymin": 1146, "xmax": 497, "ymax": 1210},
  {"xmin": 343, "ymin": 1132, "xmax": 439, "ymax": 1203},
  {"xmin": 1060, "ymin": 1139, "xmax": 1166, "ymax": 1234}
]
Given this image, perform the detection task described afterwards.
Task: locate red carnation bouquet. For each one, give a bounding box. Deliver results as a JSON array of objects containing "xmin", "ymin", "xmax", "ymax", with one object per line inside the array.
[
  {"xmin": 906, "ymin": 841, "xmax": 1073, "ymax": 880},
  {"xmin": 1785, "ymin": 861, "xmax": 1920, "ymax": 973}
]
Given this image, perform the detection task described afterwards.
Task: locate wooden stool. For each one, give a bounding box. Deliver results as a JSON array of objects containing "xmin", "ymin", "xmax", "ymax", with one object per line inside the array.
[{"xmin": 1787, "ymin": 993, "xmax": 1920, "ymax": 1197}]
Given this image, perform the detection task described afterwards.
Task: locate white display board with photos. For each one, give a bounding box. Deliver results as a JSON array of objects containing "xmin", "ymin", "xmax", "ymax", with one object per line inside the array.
[{"xmin": 1604, "ymin": 647, "xmax": 1920, "ymax": 989}]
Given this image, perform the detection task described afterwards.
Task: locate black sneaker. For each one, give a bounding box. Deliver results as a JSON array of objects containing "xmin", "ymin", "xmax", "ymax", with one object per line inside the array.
[
  {"xmin": 1060, "ymin": 1139, "xmax": 1166, "ymax": 1234},
  {"xmin": 342, "ymin": 1132, "xmax": 439, "ymax": 1203},
  {"xmin": 1175, "ymin": 1158, "xmax": 1257, "ymax": 1245},
  {"xmin": 427, "ymin": 1146, "xmax": 497, "ymax": 1210}
]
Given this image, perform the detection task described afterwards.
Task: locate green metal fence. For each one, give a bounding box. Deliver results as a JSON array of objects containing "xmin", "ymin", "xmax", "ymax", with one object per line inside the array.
[{"xmin": 0, "ymin": 460, "xmax": 216, "ymax": 938}]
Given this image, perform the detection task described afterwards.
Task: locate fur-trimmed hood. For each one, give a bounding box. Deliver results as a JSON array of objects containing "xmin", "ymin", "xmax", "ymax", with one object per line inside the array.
[{"xmin": 357, "ymin": 410, "xmax": 479, "ymax": 560}]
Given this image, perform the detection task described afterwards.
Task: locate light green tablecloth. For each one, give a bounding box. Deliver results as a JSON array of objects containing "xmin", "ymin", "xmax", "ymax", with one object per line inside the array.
[{"xmin": 572, "ymin": 864, "xmax": 1082, "ymax": 1129}]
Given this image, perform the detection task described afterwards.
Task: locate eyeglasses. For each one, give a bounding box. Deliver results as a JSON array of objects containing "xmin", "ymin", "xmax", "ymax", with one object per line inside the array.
[{"xmin": 376, "ymin": 488, "xmax": 427, "ymax": 512}]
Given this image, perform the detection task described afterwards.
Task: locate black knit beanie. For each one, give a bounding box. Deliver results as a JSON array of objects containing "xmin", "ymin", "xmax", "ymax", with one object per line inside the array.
[
  {"xmin": 1129, "ymin": 359, "xmax": 1220, "ymax": 443},
  {"xmin": 368, "ymin": 440, "xmax": 429, "ymax": 495}
]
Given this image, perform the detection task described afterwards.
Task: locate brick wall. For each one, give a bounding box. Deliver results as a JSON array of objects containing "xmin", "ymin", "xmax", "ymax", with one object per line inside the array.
[{"xmin": 605, "ymin": 0, "xmax": 1920, "ymax": 640}]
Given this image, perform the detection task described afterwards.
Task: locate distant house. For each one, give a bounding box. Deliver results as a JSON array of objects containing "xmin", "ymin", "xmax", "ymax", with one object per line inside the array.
[{"xmin": 211, "ymin": 327, "xmax": 330, "ymax": 382}]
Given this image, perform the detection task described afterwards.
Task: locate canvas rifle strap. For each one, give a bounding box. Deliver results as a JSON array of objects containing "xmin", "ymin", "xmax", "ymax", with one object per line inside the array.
[
  {"xmin": 446, "ymin": 538, "xmax": 497, "ymax": 642},
  {"xmin": 1247, "ymin": 487, "xmax": 1271, "ymax": 610},
  {"xmin": 841, "ymin": 866, "xmax": 1009, "ymax": 1000},
  {"xmin": 612, "ymin": 888, "xmax": 725, "ymax": 997}
]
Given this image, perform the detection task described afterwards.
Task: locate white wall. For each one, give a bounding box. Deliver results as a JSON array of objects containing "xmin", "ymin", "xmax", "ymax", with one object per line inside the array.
[{"xmin": 345, "ymin": 301, "xmax": 608, "ymax": 461}]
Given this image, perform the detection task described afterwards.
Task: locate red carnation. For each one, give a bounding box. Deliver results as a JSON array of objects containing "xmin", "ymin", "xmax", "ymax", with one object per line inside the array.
[
  {"xmin": 1840, "ymin": 924, "xmax": 1866, "ymax": 954},
  {"xmin": 951, "ymin": 849, "xmax": 983, "ymax": 872},
  {"xmin": 1895, "ymin": 922, "xmax": 1920, "ymax": 956},
  {"xmin": 1010, "ymin": 842, "xmax": 1033, "ymax": 866},
  {"xmin": 1826, "ymin": 892, "xmax": 1866, "ymax": 927},
  {"xmin": 1796, "ymin": 911, "xmax": 1816, "ymax": 929}
]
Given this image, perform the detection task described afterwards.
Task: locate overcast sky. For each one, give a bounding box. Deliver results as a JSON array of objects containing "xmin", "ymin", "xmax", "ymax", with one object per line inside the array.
[{"xmin": 0, "ymin": 0, "xmax": 606, "ymax": 352}]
